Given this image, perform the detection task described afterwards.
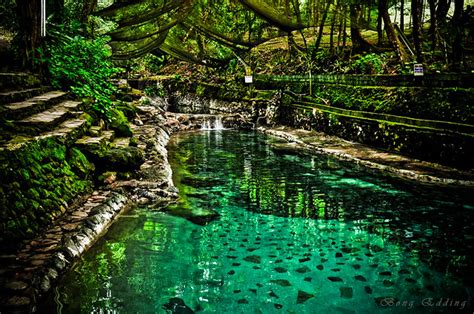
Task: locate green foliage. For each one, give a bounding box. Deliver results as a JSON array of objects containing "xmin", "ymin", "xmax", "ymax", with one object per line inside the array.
[
  {"xmin": 41, "ymin": 28, "xmax": 119, "ymax": 116},
  {"xmin": 351, "ymin": 53, "xmax": 386, "ymax": 74},
  {"xmin": 0, "ymin": 0, "xmax": 17, "ymax": 30},
  {"xmin": 144, "ymin": 84, "xmax": 165, "ymax": 97}
]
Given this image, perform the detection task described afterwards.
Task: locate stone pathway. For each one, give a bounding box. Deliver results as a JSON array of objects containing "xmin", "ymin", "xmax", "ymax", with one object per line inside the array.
[
  {"xmin": 260, "ymin": 126, "xmax": 474, "ymax": 186},
  {"xmin": 0, "ymin": 191, "xmax": 129, "ymax": 312}
]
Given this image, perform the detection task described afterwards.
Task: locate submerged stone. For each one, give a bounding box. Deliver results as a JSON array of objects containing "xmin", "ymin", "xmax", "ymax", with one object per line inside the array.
[
  {"xmin": 274, "ymin": 267, "xmax": 287, "ymax": 273},
  {"xmin": 304, "ymin": 277, "xmax": 312, "ymax": 282},
  {"xmin": 364, "ymin": 286, "xmax": 373, "ymax": 294},
  {"xmin": 355, "ymin": 275, "xmax": 367, "ymax": 282},
  {"xmin": 270, "ymin": 279, "xmax": 292, "ymax": 287},
  {"xmin": 237, "ymin": 299, "xmax": 249, "ymax": 304},
  {"xmin": 243, "ymin": 255, "xmax": 261, "ymax": 264},
  {"xmin": 297, "ymin": 290, "xmax": 315, "ymax": 304},
  {"xmin": 299, "ymin": 257, "xmax": 311, "ymax": 263},
  {"xmin": 296, "ymin": 266, "xmax": 311, "ymax": 273},
  {"xmin": 340, "ymin": 287, "xmax": 353, "ymax": 298},
  {"xmin": 162, "ymin": 298, "xmax": 194, "ymax": 314},
  {"xmin": 269, "ymin": 290, "xmax": 279, "ymax": 298},
  {"xmin": 274, "ymin": 303, "xmax": 283, "ymax": 309},
  {"xmin": 316, "ymin": 264, "xmax": 324, "ymax": 270},
  {"xmin": 328, "ymin": 277, "xmax": 343, "ymax": 282}
]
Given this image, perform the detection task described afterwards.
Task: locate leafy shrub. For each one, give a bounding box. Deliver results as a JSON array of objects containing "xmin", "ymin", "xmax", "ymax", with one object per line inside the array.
[
  {"xmin": 352, "ymin": 53, "xmax": 385, "ymax": 74},
  {"xmin": 42, "ymin": 29, "xmax": 119, "ymax": 116}
]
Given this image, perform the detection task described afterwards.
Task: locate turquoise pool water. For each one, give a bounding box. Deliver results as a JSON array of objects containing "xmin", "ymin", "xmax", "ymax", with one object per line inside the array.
[{"xmin": 45, "ymin": 130, "xmax": 473, "ymax": 313}]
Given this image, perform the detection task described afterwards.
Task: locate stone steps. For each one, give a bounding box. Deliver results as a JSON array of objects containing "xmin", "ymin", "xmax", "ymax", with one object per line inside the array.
[
  {"xmin": 111, "ymin": 137, "xmax": 130, "ymax": 149},
  {"xmin": 1, "ymin": 91, "xmax": 69, "ymax": 120},
  {"xmin": 0, "ymin": 86, "xmax": 50, "ymax": 105},
  {"xmin": 1, "ymin": 115, "xmax": 91, "ymax": 152},
  {"xmin": 75, "ymin": 130, "xmax": 115, "ymax": 153},
  {"xmin": 0, "ymin": 73, "xmax": 41, "ymax": 92},
  {"xmin": 14, "ymin": 100, "xmax": 83, "ymax": 134}
]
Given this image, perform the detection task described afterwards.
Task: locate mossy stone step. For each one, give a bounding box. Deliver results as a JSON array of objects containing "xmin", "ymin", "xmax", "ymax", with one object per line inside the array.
[
  {"xmin": 88, "ymin": 125, "xmax": 103, "ymax": 137},
  {"xmin": 111, "ymin": 137, "xmax": 130, "ymax": 149},
  {"xmin": 0, "ymin": 115, "xmax": 91, "ymax": 152},
  {"xmin": 0, "ymin": 87, "xmax": 50, "ymax": 105},
  {"xmin": 1, "ymin": 91, "xmax": 68, "ymax": 120},
  {"xmin": 14, "ymin": 100, "xmax": 83, "ymax": 134},
  {"xmin": 75, "ymin": 130, "xmax": 115, "ymax": 154},
  {"xmin": 0, "ymin": 73, "xmax": 41, "ymax": 91}
]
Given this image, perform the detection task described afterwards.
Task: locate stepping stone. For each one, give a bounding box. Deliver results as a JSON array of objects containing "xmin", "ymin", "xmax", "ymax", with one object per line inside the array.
[
  {"xmin": 270, "ymin": 279, "xmax": 292, "ymax": 287},
  {"xmin": 296, "ymin": 266, "xmax": 311, "ymax": 273},
  {"xmin": 269, "ymin": 290, "xmax": 279, "ymax": 298},
  {"xmin": 244, "ymin": 255, "xmax": 261, "ymax": 263},
  {"xmin": 274, "ymin": 267, "xmax": 287, "ymax": 273},
  {"xmin": 299, "ymin": 257, "xmax": 311, "ymax": 263},
  {"xmin": 297, "ymin": 290, "xmax": 314, "ymax": 304},
  {"xmin": 379, "ymin": 271, "xmax": 392, "ymax": 276},
  {"xmin": 341, "ymin": 247, "xmax": 360, "ymax": 253},
  {"xmin": 304, "ymin": 277, "xmax": 312, "ymax": 282},
  {"xmin": 328, "ymin": 276, "xmax": 343, "ymax": 282},
  {"xmin": 340, "ymin": 287, "xmax": 353, "ymax": 298},
  {"xmin": 355, "ymin": 275, "xmax": 367, "ymax": 282},
  {"xmin": 316, "ymin": 264, "xmax": 324, "ymax": 270}
]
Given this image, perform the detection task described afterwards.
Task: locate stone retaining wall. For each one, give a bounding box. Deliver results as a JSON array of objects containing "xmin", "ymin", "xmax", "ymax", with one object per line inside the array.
[{"xmin": 255, "ymin": 73, "xmax": 474, "ymax": 88}]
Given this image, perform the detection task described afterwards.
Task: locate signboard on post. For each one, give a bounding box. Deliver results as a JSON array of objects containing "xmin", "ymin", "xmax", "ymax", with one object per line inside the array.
[
  {"xmin": 244, "ymin": 67, "xmax": 253, "ymax": 84},
  {"xmin": 414, "ymin": 63, "xmax": 424, "ymax": 76}
]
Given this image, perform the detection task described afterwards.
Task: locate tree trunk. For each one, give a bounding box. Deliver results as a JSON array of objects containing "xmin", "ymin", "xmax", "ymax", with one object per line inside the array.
[
  {"xmin": 17, "ymin": 0, "xmax": 42, "ymax": 69},
  {"xmin": 81, "ymin": 0, "xmax": 98, "ymax": 24},
  {"xmin": 377, "ymin": 0, "xmax": 383, "ymax": 45},
  {"xmin": 400, "ymin": 0, "xmax": 404, "ymax": 30},
  {"xmin": 330, "ymin": 4, "xmax": 337, "ymax": 54},
  {"xmin": 350, "ymin": 4, "xmax": 374, "ymax": 53},
  {"xmin": 427, "ymin": 0, "xmax": 437, "ymax": 49},
  {"xmin": 379, "ymin": 0, "xmax": 408, "ymax": 61},
  {"xmin": 314, "ymin": 0, "xmax": 331, "ymax": 50},
  {"xmin": 411, "ymin": 0, "xmax": 423, "ymax": 62},
  {"xmin": 450, "ymin": 0, "xmax": 464, "ymax": 71}
]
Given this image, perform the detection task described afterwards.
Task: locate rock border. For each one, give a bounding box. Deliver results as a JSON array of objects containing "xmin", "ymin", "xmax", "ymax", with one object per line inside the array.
[{"xmin": 259, "ymin": 126, "xmax": 474, "ymax": 187}]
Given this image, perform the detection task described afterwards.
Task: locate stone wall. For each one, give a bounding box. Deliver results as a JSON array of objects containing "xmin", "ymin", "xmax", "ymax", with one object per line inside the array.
[
  {"xmin": 278, "ymin": 103, "xmax": 474, "ymax": 169},
  {"xmin": 0, "ymin": 137, "xmax": 94, "ymax": 245}
]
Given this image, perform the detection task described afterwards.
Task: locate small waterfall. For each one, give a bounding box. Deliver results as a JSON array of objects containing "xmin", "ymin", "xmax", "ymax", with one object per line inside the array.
[
  {"xmin": 214, "ymin": 116, "xmax": 224, "ymax": 130},
  {"xmin": 201, "ymin": 115, "xmax": 225, "ymax": 130},
  {"xmin": 201, "ymin": 119, "xmax": 211, "ymax": 130}
]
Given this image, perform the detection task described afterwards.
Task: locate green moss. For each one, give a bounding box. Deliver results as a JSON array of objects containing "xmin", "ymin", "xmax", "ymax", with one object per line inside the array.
[
  {"xmin": 108, "ymin": 108, "xmax": 133, "ymax": 137},
  {"xmin": 0, "ymin": 137, "xmax": 94, "ymax": 244}
]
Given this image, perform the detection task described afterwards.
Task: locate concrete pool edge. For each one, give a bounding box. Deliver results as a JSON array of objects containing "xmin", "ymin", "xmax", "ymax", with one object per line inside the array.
[{"xmin": 258, "ymin": 126, "xmax": 474, "ymax": 187}]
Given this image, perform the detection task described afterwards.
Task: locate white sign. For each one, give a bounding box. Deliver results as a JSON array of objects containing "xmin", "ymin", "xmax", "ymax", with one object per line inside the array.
[
  {"xmin": 414, "ymin": 63, "xmax": 424, "ymax": 76},
  {"xmin": 245, "ymin": 75, "xmax": 253, "ymax": 83}
]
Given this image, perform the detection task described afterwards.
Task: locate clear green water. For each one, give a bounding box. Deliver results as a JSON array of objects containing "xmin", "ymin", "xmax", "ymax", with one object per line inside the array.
[{"xmin": 45, "ymin": 131, "xmax": 473, "ymax": 313}]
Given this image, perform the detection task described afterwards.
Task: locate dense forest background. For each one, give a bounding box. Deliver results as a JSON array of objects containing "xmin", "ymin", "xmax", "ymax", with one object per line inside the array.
[{"xmin": 0, "ymin": 0, "xmax": 473, "ymax": 105}]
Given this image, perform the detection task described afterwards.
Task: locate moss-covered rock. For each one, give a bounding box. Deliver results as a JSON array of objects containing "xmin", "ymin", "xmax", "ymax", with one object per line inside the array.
[
  {"xmin": 0, "ymin": 137, "xmax": 93, "ymax": 245},
  {"xmin": 108, "ymin": 108, "xmax": 133, "ymax": 137},
  {"xmin": 101, "ymin": 146, "xmax": 145, "ymax": 170}
]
